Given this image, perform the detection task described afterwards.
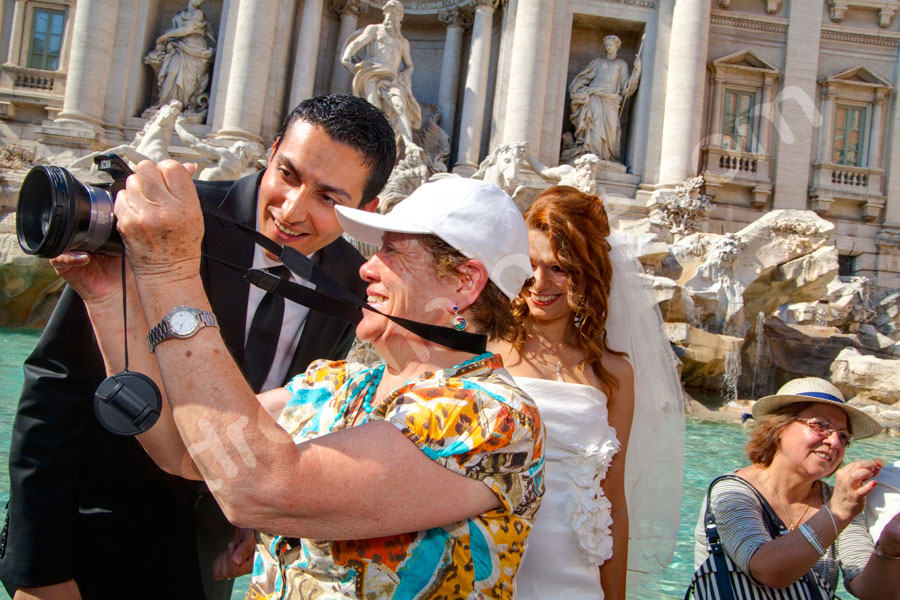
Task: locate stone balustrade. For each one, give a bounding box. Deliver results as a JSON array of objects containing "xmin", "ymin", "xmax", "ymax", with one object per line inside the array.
[
  {"xmin": 0, "ymin": 64, "xmax": 66, "ymax": 118},
  {"xmin": 810, "ymin": 162, "xmax": 885, "ymax": 221},
  {"xmin": 701, "ymin": 146, "xmax": 772, "ymax": 208}
]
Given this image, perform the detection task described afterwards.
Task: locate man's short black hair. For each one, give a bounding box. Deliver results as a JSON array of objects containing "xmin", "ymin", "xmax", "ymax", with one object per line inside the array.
[{"xmin": 275, "ymin": 94, "xmax": 396, "ymax": 206}]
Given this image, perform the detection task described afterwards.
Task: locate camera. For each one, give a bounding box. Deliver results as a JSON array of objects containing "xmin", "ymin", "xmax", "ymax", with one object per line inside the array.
[{"xmin": 16, "ymin": 154, "xmax": 133, "ymax": 259}]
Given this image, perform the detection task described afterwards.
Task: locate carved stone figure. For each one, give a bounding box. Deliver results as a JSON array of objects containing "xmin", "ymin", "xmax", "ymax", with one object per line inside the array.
[
  {"xmin": 378, "ymin": 146, "xmax": 430, "ymax": 214},
  {"xmin": 412, "ymin": 104, "xmax": 450, "ymax": 173},
  {"xmin": 144, "ymin": 0, "xmax": 216, "ymax": 117},
  {"xmin": 569, "ymin": 34, "xmax": 641, "ymax": 161},
  {"xmin": 0, "ymin": 145, "xmax": 42, "ymax": 170},
  {"xmin": 527, "ymin": 152, "xmax": 604, "ymax": 196},
  {"xmin": 650, "ymin": 176, "xmax": 713, "ymax": 240},
  {"xmin": 379, "ymin": 105, "xmax": 452, "ymax": 212},
  {"xmin": 174, "ymin": 119, "xmax": 262, "ymax": 181},
  {"xmin": 341, "ymin": 0, "xmax": 422, "ymax": 154},
  {"xmin": 471, "ymin": 142, "xmax": 529, "ymax": 197},
  {"xmin": 69, "ymin": 100, "xmax": 182, "ymax": 169}
]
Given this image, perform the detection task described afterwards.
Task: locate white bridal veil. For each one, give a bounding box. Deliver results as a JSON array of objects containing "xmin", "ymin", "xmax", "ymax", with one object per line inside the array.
[{"xmin": 605, "ymin": 234, "xmax": 686, "ymax": 591}]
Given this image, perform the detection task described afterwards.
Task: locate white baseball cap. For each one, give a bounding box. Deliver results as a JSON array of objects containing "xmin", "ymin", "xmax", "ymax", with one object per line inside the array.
[{"xmin": 335, "ymin": 177, "xmax": 533, "ymax": 300}]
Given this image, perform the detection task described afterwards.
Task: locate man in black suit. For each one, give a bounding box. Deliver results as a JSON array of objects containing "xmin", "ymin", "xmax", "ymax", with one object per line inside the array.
[{"xmin": 0, "ymin": 94, "xmax": 395, "ymax": 600}]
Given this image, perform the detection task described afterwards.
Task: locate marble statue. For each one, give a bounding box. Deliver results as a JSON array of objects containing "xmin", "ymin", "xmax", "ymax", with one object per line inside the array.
[
  {"xmin": 69, "ymin": 100, "xmax": 182, "ymax": 169},
  {"xmin": 378, "ymin": 146, "xmax": 430, "ymax": 214},
  {"xmin": 649, "ymin": 176, "xmax": 713, "ymax": 241},
  {"xmin": 341, "ymin": 0, "xmax": 422, "ymax": 153},
  {"xmin": 144, "ymin": 0, "xmax": 216, "ymax": 117},
  {"xmin": 569, "ymin": 34, "xmax": 641, "ymax": 161},
  {"xmin": 174, "ymin": 119, "xmax": 262, "ymax": 181},
  {"xmin": 471, "ymin": 142, "xmax": 529, "ymax": 198},
  {"xmin": 527, "ymin": 152, "xmax": 604, "ymax": 196}
]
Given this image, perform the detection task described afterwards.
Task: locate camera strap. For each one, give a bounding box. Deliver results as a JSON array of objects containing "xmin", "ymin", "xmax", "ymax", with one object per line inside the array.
[{"xmin": 199, "ymin": 199, "xmax": 488, "ymax": 355}]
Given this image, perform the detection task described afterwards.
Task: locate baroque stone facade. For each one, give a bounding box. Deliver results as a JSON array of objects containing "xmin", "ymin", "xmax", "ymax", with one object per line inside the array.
[{"xmin": 1, "ymin": 0, "xmax": 900, "ymax": 286}]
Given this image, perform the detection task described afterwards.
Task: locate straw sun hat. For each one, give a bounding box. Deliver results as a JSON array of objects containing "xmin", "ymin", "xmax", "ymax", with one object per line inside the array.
[{"xmin": 752, "ymin": 377, "xmax": 882, "ymax": 440}]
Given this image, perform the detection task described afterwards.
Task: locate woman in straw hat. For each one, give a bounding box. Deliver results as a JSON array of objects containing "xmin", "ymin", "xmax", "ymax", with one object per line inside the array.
[{"xmin": 693, "ymin": 376, "xmax": 900, "ymax": 598}]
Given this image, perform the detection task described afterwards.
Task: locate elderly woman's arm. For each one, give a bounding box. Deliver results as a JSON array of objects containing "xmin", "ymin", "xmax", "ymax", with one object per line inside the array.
[
  {"xmin": 47, "ymin": 250, "xmax": 200, "ymax": 477},
  {"xmin": 103, "ymin": 160, "xmax": 509, "ymax": 540},
  {"xmin": 713, "ymin": 461, "xmax": 881, "ymax": 589},
  {"xmin": 845, "ymin": 512, "xmax": 900, "ymax": 599}
]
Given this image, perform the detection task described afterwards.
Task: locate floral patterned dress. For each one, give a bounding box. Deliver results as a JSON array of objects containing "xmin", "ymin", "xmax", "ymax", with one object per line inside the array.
[{"xmin": 248, "ymin": 354, "xmax": 545, "ymax": 599}]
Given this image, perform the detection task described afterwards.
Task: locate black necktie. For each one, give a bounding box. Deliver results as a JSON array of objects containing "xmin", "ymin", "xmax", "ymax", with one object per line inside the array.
[{"xmin": 243, "ymin": 266, "xmax": 290, "ymax": 392}]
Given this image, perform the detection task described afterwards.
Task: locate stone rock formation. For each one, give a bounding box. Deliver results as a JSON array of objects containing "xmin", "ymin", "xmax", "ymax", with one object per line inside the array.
[{"xmin": 0, "ymin": 214, "xmax": 61, "ymax": 327}]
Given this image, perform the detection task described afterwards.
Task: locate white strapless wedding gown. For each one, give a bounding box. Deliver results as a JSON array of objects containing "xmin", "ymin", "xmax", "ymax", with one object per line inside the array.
[{"xmin": 514, "ymin": 377, "xmax": 620, "ymax": 599}]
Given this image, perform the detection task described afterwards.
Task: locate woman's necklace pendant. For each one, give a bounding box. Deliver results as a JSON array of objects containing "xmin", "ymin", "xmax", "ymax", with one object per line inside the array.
[{"xmin": 556, "ymin": 361, "xmax": 564, "ymax": 383}]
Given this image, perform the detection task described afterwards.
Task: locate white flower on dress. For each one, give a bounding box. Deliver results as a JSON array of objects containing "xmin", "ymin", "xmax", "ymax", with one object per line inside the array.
[{"xmin": 565, "ymin": 439, "xmax": 620, "ymax": 566}]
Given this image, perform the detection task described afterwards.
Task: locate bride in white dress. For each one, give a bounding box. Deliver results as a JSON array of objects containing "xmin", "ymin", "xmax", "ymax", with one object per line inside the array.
[{"xmin": 493, "ymin": 186, "xmax": 684, "ymax": 598}]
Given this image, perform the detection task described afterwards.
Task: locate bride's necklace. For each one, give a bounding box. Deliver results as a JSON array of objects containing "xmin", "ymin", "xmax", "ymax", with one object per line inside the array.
[
  {"xmin": 531, "ymin": 332, "xmax": 573, "ymax": 383},
  {"xmin": 765, "ymin": 471, "xmax": 813, "ymax": 531}
]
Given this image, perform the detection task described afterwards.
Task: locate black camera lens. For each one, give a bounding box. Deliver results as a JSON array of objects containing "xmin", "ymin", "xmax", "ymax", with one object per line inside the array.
[{"xmin": 16, "ymin": 164, "xmax": 122, "ymax": 259}]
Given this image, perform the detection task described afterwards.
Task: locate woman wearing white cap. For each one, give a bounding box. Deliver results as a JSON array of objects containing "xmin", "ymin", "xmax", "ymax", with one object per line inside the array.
[
  {"xmin": 50, "ymin": 166, "xmax": 543, "ymax": 599},
  {"xmin": 493, "ymin": 186, "xmax": 684, "ymax": 599},
  {"xmin": 691, "ymin": 377, "xmax": 900, "ymax": 599}
]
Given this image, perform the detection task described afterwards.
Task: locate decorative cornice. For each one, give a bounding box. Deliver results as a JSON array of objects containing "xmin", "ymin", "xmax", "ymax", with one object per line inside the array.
[
  {"xmin": 331, "ymin": 0, "xmax": 366, "ymax": 17},
  {"xmin": 821, "ymin": 27, "xmax": 900, "ymax": 47},
  {"xmin": 829, "ymin": 0, "xmax": 898, "ymax": 28},
  {"xmin": 709, "ymin": 10, "xmax": 789, "ymax": 34},
  {"xmin": 718, "ymin": 0, "xmax": 782, "ymax": 13},
  {"xmin": 597, "ymin": 0, "xmax": 658, "ymax": 9},
  {"xmin": 438, "ymin": 7, "xmax": 473, "ymax": 28},
  {"xmin": 362, "ymin": 0, "xmax": 473, "ymax": 14}
]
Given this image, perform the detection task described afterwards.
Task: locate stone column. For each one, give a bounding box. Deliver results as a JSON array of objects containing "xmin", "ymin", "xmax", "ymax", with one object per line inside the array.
[
  {"xmin": 289, "ymin": 0, "xmax": 325, "ymax": 107},
  {"xmin": 3, "ymin": 1, "xmax": 26, "ymax": 65},
  {"xmin": 772, "ymin": 0, "xmax": 823, "ymax": 209},
  {"xmin": 657, "ymin": 0, "xmax": 710, "ymax": 185},
  {"xmin": 709, "ymin": 75, "xmax": 725, "ymax": 148},
  {"xmin": 436, "ymin": 8, "xmax": 469, "ymax": 138},
  {"xmin": 759, "ymin": 75, "xmax": 775, "ymax": 154},
  {"xmin": 817, "ymin": 86, "xmax": 835, "ymax": 164},
  {"xmin": 53, "ymin": 0, "xmax": 120, "ymax": 133},
  {"xmin": 329, "ymin": 0, "xmax": 366, "ymax": 94},
  {"xmin": 216, "ymin": 0, "xmax": 278, "ymax": 141},
  {"xmin": 502, "ymin": 0, "xmax": 554, "ymax": 149},
  {"xmin": 868, "ymin": 90, "xmax": 886, "ymax": 168},
  {"xmin": 454, "ymin": 0, "xmax": 498, "ymax": 174}
]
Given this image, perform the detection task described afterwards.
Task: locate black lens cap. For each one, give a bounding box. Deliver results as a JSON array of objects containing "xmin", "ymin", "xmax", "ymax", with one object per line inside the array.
[{"xmin": 94, "ymin": 371, "xmax": 162, "ymax": 436}]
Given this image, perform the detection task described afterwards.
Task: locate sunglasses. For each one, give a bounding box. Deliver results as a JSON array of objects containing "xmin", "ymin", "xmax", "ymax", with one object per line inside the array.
[{"xmin": 795, "ymin": 417, "xmax": 853, "ymax": 447}]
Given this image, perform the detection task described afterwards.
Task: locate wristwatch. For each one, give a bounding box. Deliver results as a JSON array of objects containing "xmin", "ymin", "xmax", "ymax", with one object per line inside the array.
[{"xmin": 147, "ymin": 306, "xmax": 219, "ymax": 353}]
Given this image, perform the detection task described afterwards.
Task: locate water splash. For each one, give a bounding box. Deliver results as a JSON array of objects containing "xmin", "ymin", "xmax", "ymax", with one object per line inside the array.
[
  {"xmin": 723, "ymin": 347, "xmax": 741, "ymax": 403},
  {"xmin": 750, "ymin": 312, "xmax": 769, "ymax": 398}
]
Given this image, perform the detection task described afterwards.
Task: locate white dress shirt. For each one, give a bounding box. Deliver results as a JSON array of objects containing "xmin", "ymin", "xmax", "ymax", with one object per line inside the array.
[{"xmin": 243, "ymin": 243, "xmax": 315, "ymax": 392}]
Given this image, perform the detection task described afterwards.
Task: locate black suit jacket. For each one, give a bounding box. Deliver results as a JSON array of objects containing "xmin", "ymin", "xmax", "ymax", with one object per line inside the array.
[{"xmin": 0, "ymin": 173, "xmax": 366, "ymax": 598}]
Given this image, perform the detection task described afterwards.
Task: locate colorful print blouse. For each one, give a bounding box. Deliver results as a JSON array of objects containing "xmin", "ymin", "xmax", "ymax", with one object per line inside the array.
[{"xmin": 247, "ymin": 354, "xmax": 545, "ymax": 599}]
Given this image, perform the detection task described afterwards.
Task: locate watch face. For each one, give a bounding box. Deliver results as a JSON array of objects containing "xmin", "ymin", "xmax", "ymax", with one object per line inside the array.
[{"xmin": 169, "ymin": 309, "xmax": 199, "ymax": 336}]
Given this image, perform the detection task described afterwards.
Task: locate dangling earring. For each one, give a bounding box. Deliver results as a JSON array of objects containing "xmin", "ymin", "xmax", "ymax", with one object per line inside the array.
[
  {"xmin": 452, "ymin": 305, "xmax": 467, "ymax": 331},
  {"xmin": 573, "ymin": 301, "xmax": 585, "ymax": 329}
]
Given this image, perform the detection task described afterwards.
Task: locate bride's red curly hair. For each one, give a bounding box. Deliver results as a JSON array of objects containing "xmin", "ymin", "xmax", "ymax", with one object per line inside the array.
[{"xmin": 513, "ymin": 185, "xmax": 627, "ymax": 392}]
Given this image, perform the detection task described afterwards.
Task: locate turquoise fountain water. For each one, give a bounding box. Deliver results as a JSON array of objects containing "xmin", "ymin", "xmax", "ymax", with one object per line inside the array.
[{"xmin": 1, "ymin": 328, "xmax": 897, "ymax": 599}]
